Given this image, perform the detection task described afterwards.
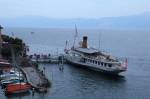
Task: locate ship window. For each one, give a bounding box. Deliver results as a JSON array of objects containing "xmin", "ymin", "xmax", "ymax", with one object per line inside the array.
[
  {"xmin": 90, "ymin": 60, "xmax": 92, "ymax": 63},
  {"xmin": 108, "ymin": 64, "xmax": 112, "ymax": 67},
  {"xmin": 95, "ymin": 61, "xmax": 97, "ymax": 64},
  {"xmin": 104, "ymin": 63, "xmax": 107, "ymax": 66},
  {"xmin": 101, "ymin": 63, "xmax": 103, "ymax": 66},
  {"xmin": 83, "ymin": 58, "xmax": 85, "ymax": 62},
  {"xmin": 93, "ymin": 60, "xmax": 94, "ymax": 64},
  {"xmin": 98, "ymin": 62, "xmax": 100, "ymax": 65}
]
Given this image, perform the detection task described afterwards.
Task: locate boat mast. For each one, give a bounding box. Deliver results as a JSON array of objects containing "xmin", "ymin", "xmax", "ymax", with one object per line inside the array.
[
  {"xmin": 98, "ymin": 32, "xmax": 101, "ymax": 51},
  {"xmin": 72, "ymin": 24, "xmax": 78, "ymax": 49},
  {"xmin": 64, "ymin": 40, "xmax": 68, "ymax": 51}
]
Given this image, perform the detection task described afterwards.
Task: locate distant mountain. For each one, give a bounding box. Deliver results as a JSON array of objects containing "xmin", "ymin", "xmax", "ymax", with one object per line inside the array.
[
  {"xmin": 0, "ymin": 16, "xmax": 98, "ymax": 28},
  {"xmin": 98, "ymin": 12, "xmax": 150, "ymax": 29},
  {"xmin": 0, "ymin": 12, "xmax": 150, "ymax": 29}
]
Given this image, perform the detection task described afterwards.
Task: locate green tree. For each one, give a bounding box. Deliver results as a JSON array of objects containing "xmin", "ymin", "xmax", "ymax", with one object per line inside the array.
[{"xmin": 1, "ymin": 35, "xmax": 24, "ymax": 59}]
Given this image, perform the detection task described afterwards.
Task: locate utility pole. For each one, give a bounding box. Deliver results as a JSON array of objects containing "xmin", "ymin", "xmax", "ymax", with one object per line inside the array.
[
  {"xmin": 0, "ymin": 25, "xmax": 3, "ymax": 59},
  {"xmin": 10, "ymin": 44, "xmax": 16, "ymax": 67}
]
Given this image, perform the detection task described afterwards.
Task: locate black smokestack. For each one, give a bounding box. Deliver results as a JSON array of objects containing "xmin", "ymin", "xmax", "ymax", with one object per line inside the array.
[{"xmin": 82, "ymin": 36, "xmax": 88, "ymax": 48}]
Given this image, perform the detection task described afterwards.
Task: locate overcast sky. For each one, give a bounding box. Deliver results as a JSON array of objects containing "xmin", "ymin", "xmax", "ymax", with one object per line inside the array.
[{"xmin": 0, "ymin": 0, "xmax": 150, "ymax": 18}]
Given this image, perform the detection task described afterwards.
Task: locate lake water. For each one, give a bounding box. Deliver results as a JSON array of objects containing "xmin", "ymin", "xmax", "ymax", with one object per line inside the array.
[{"xmin": 0, "ymin": 28, "xmax": 150, "ymax": 99}]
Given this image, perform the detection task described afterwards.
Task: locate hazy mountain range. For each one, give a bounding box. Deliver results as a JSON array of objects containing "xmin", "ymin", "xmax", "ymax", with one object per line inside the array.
[{"xmin": 0, "ymin": 12, "xmax": 150, "ymax": 29}]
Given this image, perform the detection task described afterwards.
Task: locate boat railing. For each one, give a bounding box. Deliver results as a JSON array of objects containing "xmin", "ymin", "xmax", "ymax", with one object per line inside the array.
[{"xmin": 81, "ymin": 55, "xmax": 120, "ymax": 64}]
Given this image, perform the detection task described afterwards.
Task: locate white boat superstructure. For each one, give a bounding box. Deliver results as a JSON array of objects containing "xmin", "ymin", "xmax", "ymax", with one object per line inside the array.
[{"xmin": 65, "ymin": 36, "xmax": 127, "ymax": 75}]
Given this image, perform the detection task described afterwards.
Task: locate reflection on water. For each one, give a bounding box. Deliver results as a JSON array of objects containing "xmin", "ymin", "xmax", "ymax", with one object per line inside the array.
[{"xmin": 5, "ymin": 91, "xmax": 31, "ymax": 99}]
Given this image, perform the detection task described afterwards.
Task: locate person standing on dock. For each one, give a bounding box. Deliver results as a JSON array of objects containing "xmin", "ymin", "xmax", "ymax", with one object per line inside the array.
[{"xmin": 32, "ymin": 87, "xmax": 35, "ymax": 97}]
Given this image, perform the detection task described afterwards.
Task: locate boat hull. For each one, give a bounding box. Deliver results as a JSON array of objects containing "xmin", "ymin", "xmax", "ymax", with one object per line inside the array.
[
  {"xmin": 66, "ymin": 58, "xmax": 125, "ymax": 75},
  {"xmin": 4, "ymin": 83, "xmax": 31, "ymax": 95}
]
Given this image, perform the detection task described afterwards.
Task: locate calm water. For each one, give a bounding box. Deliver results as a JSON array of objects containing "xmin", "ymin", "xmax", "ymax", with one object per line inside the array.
[{"xmin": 0, "ymin": 28, "xmax": 150, "ymax": 99}]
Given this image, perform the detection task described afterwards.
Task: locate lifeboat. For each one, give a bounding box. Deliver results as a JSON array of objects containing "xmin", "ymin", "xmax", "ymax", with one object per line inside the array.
[{"xmin": 4, "ymin": 82, "xmax": 31, "ymax": 94}]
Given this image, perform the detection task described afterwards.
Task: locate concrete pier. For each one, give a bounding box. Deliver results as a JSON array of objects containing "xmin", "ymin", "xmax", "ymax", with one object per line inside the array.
[
  {"xmin": 20, "ymin": 57, "xmax": 50, "ymax": 92},
  {"xmin": 29, "ymin": 54, "xmax": 66, "ymax": 64},
  {"xmin": 21, "ymin": 66, "xmax": 50, "ymax": 92}
]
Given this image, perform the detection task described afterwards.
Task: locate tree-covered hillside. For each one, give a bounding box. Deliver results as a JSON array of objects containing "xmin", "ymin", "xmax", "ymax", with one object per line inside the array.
[{"xmin": 1, "ymin": 35, "xmax": 25, "ymax": 59}]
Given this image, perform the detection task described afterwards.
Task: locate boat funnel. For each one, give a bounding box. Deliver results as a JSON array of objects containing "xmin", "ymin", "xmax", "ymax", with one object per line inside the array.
[{"xmin": 82, "ymin": 36, "xmax": 88, "ymax": 48}]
